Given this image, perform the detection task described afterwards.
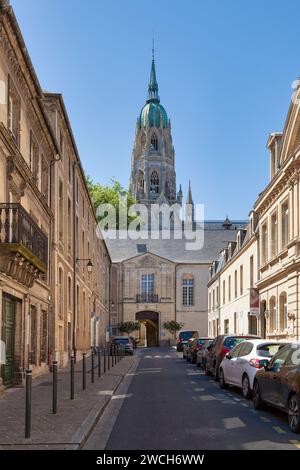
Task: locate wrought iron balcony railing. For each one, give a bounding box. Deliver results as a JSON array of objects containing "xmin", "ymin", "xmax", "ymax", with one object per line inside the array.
[
  {"xmin": 0, "ymin": 203, "xmax": 48, "ymax": 267},
  {"xmin": 136, "ymin": 293, "xmax": 159, "ymax": 303}
]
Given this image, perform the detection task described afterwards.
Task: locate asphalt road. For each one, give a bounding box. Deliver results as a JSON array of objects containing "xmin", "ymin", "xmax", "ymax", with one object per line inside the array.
[{"xmin": 84, "ymin": 347, "xmax": 300, "ymax": 450}]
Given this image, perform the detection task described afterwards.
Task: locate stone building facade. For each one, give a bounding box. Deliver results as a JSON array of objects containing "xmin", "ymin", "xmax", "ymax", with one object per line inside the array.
[
  {"xmin": 0, "ymin": 1, "xmax": 111, "ymax": 392},
  {"xmin": 208, "ymin": 81, "xmax": 300, "ymax": 342}
]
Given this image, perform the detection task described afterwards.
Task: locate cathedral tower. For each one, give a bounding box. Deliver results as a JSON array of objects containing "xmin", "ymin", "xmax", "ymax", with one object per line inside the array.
[{"xmin": 130, "ymin": 52, "xmax": 182, "ymax": 207}]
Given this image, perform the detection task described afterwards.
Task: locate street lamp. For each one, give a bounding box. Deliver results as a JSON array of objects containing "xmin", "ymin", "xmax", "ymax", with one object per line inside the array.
[{"xmin": 76, "ymin": 258, "xmax": 94, "ymax": 273}]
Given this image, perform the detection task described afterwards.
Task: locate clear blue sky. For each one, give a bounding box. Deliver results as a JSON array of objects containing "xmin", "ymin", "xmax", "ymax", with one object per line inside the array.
[{"xmin": 11, "ymin": 0, "xmax": 300, "ymax": 219}]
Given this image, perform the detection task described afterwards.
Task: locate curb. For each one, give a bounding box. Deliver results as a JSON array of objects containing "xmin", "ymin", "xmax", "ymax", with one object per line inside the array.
[{"xmin": 67, "ymin": 356, "xmax": 139, "ymax": 450}]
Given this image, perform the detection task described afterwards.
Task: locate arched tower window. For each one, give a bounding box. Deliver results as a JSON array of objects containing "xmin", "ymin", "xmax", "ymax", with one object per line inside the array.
[
  {"xmin": 138, "ymin": 170, "xmax": 144, "ymax": 193},
  {"xmin": 151, "ymin": 133, "xmax": 158, "ymax": 151},
  {"xmin": 140, "ymin": 132, "xmax": 146, "ymax": 152},
  {"xmin": 150, "ymin": 170, "xmax": 159, "ymax": 194}
]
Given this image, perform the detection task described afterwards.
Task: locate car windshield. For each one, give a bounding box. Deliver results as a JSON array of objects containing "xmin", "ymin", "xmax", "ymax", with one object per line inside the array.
[
  {"xmin": 113, "ymin": 338, "xmax": 130, "ymax": 344},
  {"xmin": 257, "ymin": 343, "xmax": 285, "ymax": 358},
  {"xmin": 179, "ymin": 331, "xmax": 197, "ymax": 340}
]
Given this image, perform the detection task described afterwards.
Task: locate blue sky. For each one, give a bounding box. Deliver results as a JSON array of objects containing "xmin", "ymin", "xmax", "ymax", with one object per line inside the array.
[{"xmin": 11, "ymin": 0, "xmax": 300, "ymax": 219}]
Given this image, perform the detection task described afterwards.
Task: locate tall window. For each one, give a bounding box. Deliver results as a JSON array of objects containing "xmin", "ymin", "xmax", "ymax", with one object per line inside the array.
[
  {"xmin": 281, "ymin": 201, "xmax": 289, "ymax": 248},
  {"xmin": 209, "ymin": 292, "xmax": 211, "ymax": 312},
  {"xmin": 279, "ymin": 292, "xmax": 287, "ymax": 331},
  {"xmin": 271, "ymin": 211, "xmax": 278, "ymax": 257},
  {"xmin": 30, "ymin": 131, "xmax": 39, "ymax": 185},
  {"xmin": 234, "ymin": 270, "xmax": 237, "ymax": 298},
  {"xmin": 150, "ymin": 170, "xmax": 159, "ymax": 194},
  {"xmin": 228, "ymin": 276, "xmax": 231, "ymax": 302},
  {"xmin": 41, "ymin": 155, "xmax": 49, "ymax": 200},
  {"xmin": 240, "ymin": 265, "xmax": 243, "ymax": 296},
  {"xmin": 216, "ymin": 286, "xmax": 219, "ymax": 306},
  {"xmin": 151, "ymin": 133, "xmax": 158, "ymax": 151},
  {"xmin": 213, "ymin": 289, "xmax": 215, "ymax": 310},
  {"xmin": 261, "ymin": 222, "xmax": 268, "ymax": 263},
  {"xmin": 234, "ymin": 312, "xmax": 237, "ymax": 334},
  {"xmin": 141, "ymin": 274, "xmax": 155, "ymax": 302},
  {"xmin": 269, "ymin": 297, "xmax": 276, "ymax": 332},
  {"xmin": 59, "ymin": 181, "xmax": 63, "ymax": 241},
  {"xmin": 8, "ymin": 76, "xmax": 21, "ymax": 146},
  {"xmin": 224, "ymin": 319, "xmax": 229, "ymax": 334},
  {"xmin": 183, "ymin": 278, "xmax": 194, "ymax": 306},
  {"xmin": 58, "ymin": 267, "xmax": 63, "ymax": 320},
  {"xmin": 250, "ymin": 256, "xmax": 254, "ymax": 288},
  {"xmin": 68, "ymin": 198, "xmax": 71, "ymax": 253},
  {"xmin": 68, "ymin": 276, "xmax": 72, "ymax": 312}
]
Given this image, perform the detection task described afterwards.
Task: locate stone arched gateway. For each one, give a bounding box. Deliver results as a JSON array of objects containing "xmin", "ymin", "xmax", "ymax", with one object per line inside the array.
[{"xmin": 136, "ymin": 311, "xmax": 159, "ymax": 347}]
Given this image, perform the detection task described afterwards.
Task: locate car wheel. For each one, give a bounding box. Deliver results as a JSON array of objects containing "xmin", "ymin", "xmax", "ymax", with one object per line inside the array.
[
  {"xmin": 205, "ymin": 363, "xmax": 211, "ymax": 376},
  {"xmin": 253, "ymin": 380, "xmax": 265, "ymax": 410},
  {"xmin": 219, "ymin": 368, "xmax": 228, "ymax": 389},
  {"xmin": 288, "ymin": 394, "xmax": 300, "ymax": 433},
  {"xmin": 242, "ymin": 374, "xmax": 252, "ymax": 399}
]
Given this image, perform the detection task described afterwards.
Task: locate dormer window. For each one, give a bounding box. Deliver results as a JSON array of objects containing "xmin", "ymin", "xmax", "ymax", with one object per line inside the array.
[{"xmin": 151, "ymin": 133, "xmax": 158, "ymax": 151}]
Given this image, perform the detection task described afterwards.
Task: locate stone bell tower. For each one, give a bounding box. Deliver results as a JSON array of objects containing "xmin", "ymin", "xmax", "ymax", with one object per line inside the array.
[{"xmin": 129, "ymin": 51, "xmax": 182, "ymax": 208}]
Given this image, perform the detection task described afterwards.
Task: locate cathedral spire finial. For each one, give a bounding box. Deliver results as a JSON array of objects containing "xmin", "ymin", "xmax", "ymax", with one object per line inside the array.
[{"xmin": 147, "ymin": 41, "xmax": 159, "ymax": 103}]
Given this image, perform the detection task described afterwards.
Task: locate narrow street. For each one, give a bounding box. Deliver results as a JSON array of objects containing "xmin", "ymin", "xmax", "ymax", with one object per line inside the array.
[{"xmin": 84, "ymin": 347, "xmax": 300, "ymax": 451}]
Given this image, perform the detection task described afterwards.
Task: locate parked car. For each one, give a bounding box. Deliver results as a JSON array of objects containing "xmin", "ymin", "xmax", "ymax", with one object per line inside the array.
[
  {"xmin": 183, "ymin": 338, "xmax": 194, "ymax": 360},
  {"xmin": 196, "ymin": 339, "xmax": 214, "ymax": 368},
  {"xmin": 189, "ymin": 338, "xmax": 214, "ymax": 364},
  {"xmin": 177, "ymin": 330, "xmax": 199, "ymax": 352},
  {"xmin": 205, "ymin": 334, "xmax": 261, "ymax": 380},
  {"xmin": 111, "ymin": 336, "xmax": 134, "ymax": 355},
  {"xmin": 219, "ymin": 339, "xmax": 289, "ymax": 398},
  {"xmin": 253, "ymin": 342, "xmax": 300, "ymax": 433}
]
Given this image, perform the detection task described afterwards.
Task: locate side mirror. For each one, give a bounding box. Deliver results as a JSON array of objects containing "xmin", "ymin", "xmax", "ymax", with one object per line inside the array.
[{"xmin": 226, "ymin": 353, "xmax": 232, "ymax": 360}]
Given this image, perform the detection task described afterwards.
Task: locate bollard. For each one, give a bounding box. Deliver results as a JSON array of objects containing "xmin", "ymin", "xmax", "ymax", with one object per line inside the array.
[
  {"xmin": 98, "ymin": 348, "xmax": 101, "ymax": 378},
  {"xmin": 107, "ymin": 345, "xmax": 110, "ymax": 370},
  {"xmin": 91, "ymin": 349, "xmax": 95, "ymax": 383},
  {"xmin": 70, "ymin": 356, "xmax": 75, "ymax": 400},
  {"xmin": 82, "ymin": 352, "xmax": 86, "ymax": 390},
  {"xmin": 103, "ymin": 348, "xmax": 106, "ymax": 373},
  {"xmin": 52, "ymin": 360, "xmax": 58, "ymax": 414},
  {"xmin": 25, "ymin": 369, "xmax": 32, "ymax": 438}
]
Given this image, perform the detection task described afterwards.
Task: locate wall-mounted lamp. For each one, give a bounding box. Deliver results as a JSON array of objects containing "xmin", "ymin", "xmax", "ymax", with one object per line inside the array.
[{"xmin": 76, "ymin": 258, "xmax": 93, "ymax": 274}]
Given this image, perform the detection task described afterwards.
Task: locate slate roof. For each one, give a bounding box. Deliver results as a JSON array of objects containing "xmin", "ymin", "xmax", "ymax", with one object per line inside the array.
[{"xmin": 106, "ymin": 221, "xmax": 247, "ymax": 264}]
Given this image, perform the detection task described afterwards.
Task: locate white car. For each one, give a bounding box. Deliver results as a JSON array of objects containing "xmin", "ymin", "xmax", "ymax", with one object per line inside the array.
[{"xmin": 219, "ymin": 339, "xmax": 289, "ymax": 398}]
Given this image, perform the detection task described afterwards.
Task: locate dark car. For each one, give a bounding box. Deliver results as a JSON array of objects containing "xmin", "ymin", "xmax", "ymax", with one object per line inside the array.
[
  {"xmin": 205, "ymin": 334, "xmax": 261, "ymax": 380},
  {"xmin": 177, "ymin": 330, "xmax": 199, "ymax": 352},
  {"xmin": 189, "ymin": 338, "xmax": 214, "ymax": 364},
  {"xmin": 111, "ymin": 336, "xmax": 133, "ymax": 355},
  {"xmin": 253, "ymin": 342, "xmax": 300, "ymax": 433}
]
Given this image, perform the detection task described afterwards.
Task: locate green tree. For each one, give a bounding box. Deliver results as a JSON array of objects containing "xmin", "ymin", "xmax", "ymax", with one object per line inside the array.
[
  {"xmin": 118, "ymin": 321, "xmax": 141, "ymax": 335},
  {"xmin": 86, "ymin": 176, "xmax": 138, "ymax": 229},
  {"xmin": 162, "ymin": 321, "xmax": 184, "ymax": 340}
]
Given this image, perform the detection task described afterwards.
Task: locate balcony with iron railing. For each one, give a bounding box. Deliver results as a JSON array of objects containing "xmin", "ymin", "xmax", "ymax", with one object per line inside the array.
[
  {"xmin": 136, "ymin": 293, "xmax": 159, "ymax": 303},
  {"xmin": 0, "ymin": 204, "xmax": 48, "ymax": 286}
]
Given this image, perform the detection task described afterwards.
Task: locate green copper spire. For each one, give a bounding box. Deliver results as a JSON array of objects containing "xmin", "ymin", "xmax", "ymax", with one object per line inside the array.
[{"xmin": 147, "ymin": 48, "xmax": 159, "ymax": 103}]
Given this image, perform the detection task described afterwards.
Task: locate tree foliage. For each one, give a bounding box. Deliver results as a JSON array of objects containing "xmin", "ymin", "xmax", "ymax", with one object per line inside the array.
[
  {"xmin": 162, "ymin": 321, "xmax": 184, "ymax": 339},
  {"xmin": 118, "ymin": 321, "xmax": 141, "ymax": 335},
  {"xmin": 86, "ymin": 176, "xmax": 137, "ymax": 228}
]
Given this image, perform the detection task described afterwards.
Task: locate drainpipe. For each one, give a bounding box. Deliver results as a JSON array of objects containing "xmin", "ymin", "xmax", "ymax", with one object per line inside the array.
[{"xmin": 48, "ymin": 153, "xmax": 61, "ymax": 367}]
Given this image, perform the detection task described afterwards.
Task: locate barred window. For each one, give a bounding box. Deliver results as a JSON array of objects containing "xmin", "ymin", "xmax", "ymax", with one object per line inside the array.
[{"xmin": 183, "ymin": 278, "xmax": 194, "ymax": 306}]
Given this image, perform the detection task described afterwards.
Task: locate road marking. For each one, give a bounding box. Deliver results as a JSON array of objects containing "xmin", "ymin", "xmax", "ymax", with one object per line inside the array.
[
  {"xmin": 154, "ymin": 355, "xmax": 161, "ymax": 358},
  {"xmin": 98, "ymin": 390, "xmax": 114, "ymax": 396},
  {"xmin": 164, "ymin": 355, "xmax": 172, "ymax": 358},
  {"xmin": 111, "ymin": 394, "xmax": 132, "ymax": 400},
  {"xmin": 241, "ymin": 403, "xmax": 249, "ymax": 407},
  {"xmin": 190, "ymin": 381, "xmax": 197, "ymax": 384},
  {"xmin": 199, "ymin": 395, "xmax": 217, "ymax": 401},
  {"xmin": 273, "ymin": 426, "xmax": 286, "ymax": 434},
  {"xmin": 290, "ymin": 440, "xmax": 300, "ymax": 449},
  {"xmin": 233, "ymin": 398, "xmax": 241, "ymax": 402},
  {"xmin": 223, "ymin": 417, "xmax": 246, "ymax": 429},
  {"xmin": 144, "ymin": 355, "xmax": 152, "ymax": 358},
  {"xmin": 194, "ymin": 388, "xmax": 205, "ymax": 392},
  {"xmin": 260, "ymin": 416, "xmax": 271, "ymax": 423}
]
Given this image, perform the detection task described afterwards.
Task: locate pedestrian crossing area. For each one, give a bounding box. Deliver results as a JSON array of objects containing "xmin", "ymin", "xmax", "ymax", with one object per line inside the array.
[{"xmin": 143, "ymin": 354, "xmax": 173, "ymax": 358}]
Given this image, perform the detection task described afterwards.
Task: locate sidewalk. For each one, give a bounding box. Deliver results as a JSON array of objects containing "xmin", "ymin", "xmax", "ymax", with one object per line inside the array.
[{"xmin": 0, "ymin": 353, "xmax": 138, "ymax": 450}]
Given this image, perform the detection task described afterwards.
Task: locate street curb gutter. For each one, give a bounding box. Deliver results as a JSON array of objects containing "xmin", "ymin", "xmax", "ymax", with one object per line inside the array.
[{"xmin": 67, "ymin": 357, "xmax": 140, "ymax": 450}]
